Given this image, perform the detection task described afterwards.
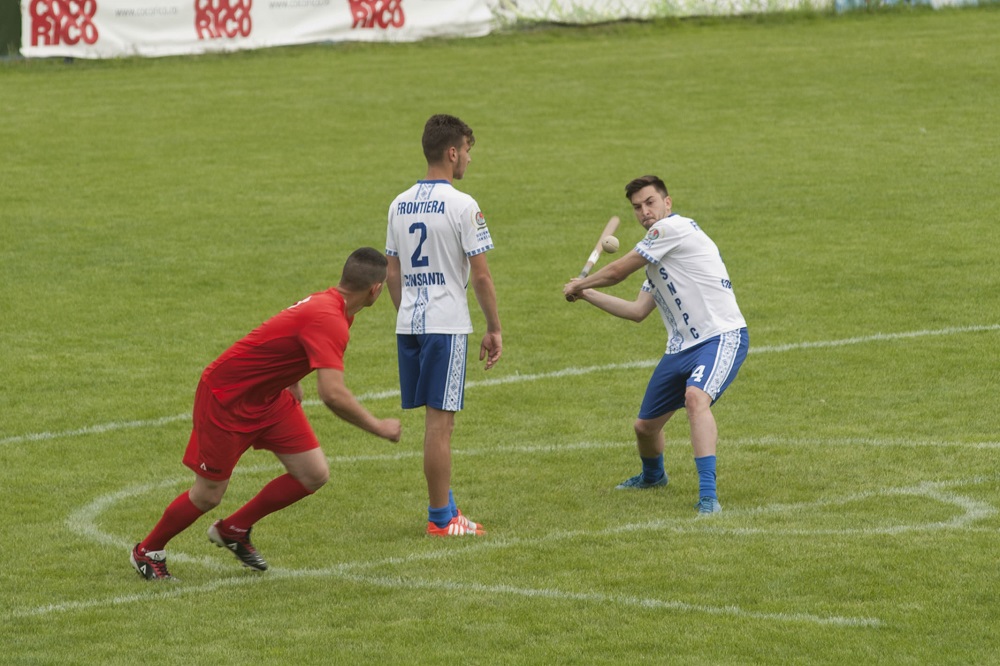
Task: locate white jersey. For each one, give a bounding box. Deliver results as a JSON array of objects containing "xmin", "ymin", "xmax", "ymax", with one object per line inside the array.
[
  {"xmin": 386, "ymin": 179, "xmax": 493, "ymax": 335},
  {"xmin": 635, "ymin": 213, "xmax": 747, "ymax": 354}
]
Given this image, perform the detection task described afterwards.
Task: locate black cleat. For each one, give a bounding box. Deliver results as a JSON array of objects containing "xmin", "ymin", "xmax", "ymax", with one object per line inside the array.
[{"xmin": 207, "ymin": 520, "xmax": 268, "ymax": 571}]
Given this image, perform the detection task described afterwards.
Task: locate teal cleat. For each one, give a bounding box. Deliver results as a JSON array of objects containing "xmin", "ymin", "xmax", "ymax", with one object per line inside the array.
[
  {"xmin": 615, "ymin": 472, "xmax": 668, "ymax": 490},
  {"xmin": 695, "ymin": 497, "xmax": 722, "ymax": 514}
]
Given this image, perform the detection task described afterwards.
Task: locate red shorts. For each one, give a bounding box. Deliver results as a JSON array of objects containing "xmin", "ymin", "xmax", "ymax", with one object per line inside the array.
[{"xmin": 182, "ymin": 382, "xmax": 321, "ymax": 481}]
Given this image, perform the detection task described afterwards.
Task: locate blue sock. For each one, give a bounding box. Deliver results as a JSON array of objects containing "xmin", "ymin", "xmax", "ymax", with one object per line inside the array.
[
  {"xmin": 448, "ymin": 489, "xmax": 458, "ymax": 518},
  {"xmin": 641, "ymin": 454, "xmax": 666, "ymax": 484},
  {"xmin": 428, "ymin": 504, "xmax": 452, "ymax": 528},
  {"xmin": 695, "ymin": 455, "xmax": 717, "ymax": 499}
]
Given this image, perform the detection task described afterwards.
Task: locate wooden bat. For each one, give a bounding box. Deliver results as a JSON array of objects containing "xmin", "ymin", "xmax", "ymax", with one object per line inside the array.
[{"xmin": 566, "ymin": 215, "xmax": 620, "ymax": 301}]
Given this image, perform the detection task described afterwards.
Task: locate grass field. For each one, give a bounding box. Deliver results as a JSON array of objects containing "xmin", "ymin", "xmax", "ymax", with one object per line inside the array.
[{"xmin": 2, "ymin": 5, "xmax": 1000, "ymax": 664}]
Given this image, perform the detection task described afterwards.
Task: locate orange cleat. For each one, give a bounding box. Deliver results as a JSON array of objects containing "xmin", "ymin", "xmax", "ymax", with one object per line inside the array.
[{"xmin": 427, "ymin": 515, "xmax": 485, "ymax": 537}]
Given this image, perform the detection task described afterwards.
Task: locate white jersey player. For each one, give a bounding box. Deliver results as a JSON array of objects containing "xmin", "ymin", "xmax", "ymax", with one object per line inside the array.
[
  {"xmin": 385, "ymin": 114, "xmax": 502, "ymax": 538},
  {"xmin": 636, "ymin": 212, "xmax": 747, "ymax": 354},
  {"xmin": 563, "ymin": 175, "xmax": 749, "ymax": 515},
  {"xmin": 386, "ymin": 179, "xmax": 494, "ymax": 335}
]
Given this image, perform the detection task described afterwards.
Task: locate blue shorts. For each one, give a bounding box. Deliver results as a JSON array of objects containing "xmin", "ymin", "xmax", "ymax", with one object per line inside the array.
[
  {"xmin": 397, "ymin": 333, "xmax": 468, "ymax": 411},
  {"xmin": 638, "ymin": 328, "xmax": 749, "ymax": 420}
]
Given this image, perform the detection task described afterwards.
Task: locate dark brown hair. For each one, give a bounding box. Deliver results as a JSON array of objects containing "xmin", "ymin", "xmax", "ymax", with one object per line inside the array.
[
  {"xmin": 625, "ymin": 175, "xmax": 668, "ymax": 200},
  {"xmin": 340, "ymin": 247, "xmax": 387, "ymax": 291},
  {"xmin": 422, "ymin": 114, "xmax": 475, "ymax": 164}
]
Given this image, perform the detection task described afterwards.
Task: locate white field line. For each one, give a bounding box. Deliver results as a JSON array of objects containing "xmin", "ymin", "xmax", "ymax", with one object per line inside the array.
[
  {"xmin": 330, "ymin": 573, "xmax": 884, "ymax": 628},
  {"xmin": 48, "ymin": 468, "xmax": 906, "ymax": 628},
  {"xmin": 50, "ymin": 439, "xmax": 999, "ymax": 626},
  {"xmin": 0, "ymin": 413, "xmax": 192, "ymax": 446},
  {"xmin": 9, "ymin": 326, "xmax": 997, "ymax": 625},
  {"xmin": 726, "ymin": 435, "xmax": 1000, "ymax": 450},
  {"xmin": 3, "ymin": 324, "xmax": 998, "ymax": 448},
  {"xmin": 65, "ymin": 439, "xmax": 1000, "ymax": 557},
  {"xmin": 7, "ymin": 565, "xmax": 881, "ymax": 628}
]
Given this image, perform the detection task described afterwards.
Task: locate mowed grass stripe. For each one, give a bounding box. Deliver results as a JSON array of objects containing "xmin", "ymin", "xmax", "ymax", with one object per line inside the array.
[{"xmin": 3, "ymin": 324, "xmax": 996, "ymax": 447}]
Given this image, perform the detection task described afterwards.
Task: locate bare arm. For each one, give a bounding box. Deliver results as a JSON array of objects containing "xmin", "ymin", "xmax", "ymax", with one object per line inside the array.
[
  {"xmin": 316, "ymin": 368, "xmax": 401, "ymax": 442},
  {"xmin": 579, "ymin": 287, "xmax": 656, "ymax": 322},
  {"xmin": 469, "ymin": 252, "xmax": 502, "ymax": 370},
  {"xmin": 563, "ymin": 250, "xmax": 649, "ymax": 300},
  {"xmin": 386, "ymin": 254, "xmax": 402, "ymax": 311}
]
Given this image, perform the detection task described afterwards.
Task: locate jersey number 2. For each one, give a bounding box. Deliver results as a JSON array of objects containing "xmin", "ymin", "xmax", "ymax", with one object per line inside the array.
[{"xmin": 409, "ymin": 222, "xmax": 429, "ymax": 268}]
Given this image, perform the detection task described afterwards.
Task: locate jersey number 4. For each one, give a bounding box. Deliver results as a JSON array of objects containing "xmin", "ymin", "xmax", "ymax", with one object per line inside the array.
[{"xmin": 409, "ymin": 222, "xmax": 429, "ymax": 268}]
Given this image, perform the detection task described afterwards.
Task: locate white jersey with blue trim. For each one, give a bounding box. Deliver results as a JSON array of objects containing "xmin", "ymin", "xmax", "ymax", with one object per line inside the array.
[
  {"xmin": 635, "ymin": 213, "xmax": 746, "ymax": 354},
  {"xmin": 386, "ymin": 179, "xmax": 494, "ymax": 335}
]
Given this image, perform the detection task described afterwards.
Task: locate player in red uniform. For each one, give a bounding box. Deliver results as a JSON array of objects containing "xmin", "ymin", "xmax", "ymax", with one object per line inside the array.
[{"xmin": 130, "ymin": 247, "xmax": 401, "ymax": 580}]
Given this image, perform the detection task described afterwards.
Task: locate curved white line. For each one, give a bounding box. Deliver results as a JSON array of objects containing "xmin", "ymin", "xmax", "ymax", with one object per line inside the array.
[
  {"xmin": 49, "ymin": 439, "xmax": 1000, "ymax": 626},
  {"xmin": 10, "ymin": 325, "xmax": 1000, "ymax": 625}
]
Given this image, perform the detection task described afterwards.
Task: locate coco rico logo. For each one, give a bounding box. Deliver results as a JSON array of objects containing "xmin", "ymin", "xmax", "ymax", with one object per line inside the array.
[
  {"xmin": 29, "ymin": 0, "xmax": 99, "ymax": 47},
  {"xmin": 195, "ymin": 0, "xmax": 253, "ymax": 40},
  {"xmin": 348, "ymin": 0, "xmax": 404, "ymax": 29}
]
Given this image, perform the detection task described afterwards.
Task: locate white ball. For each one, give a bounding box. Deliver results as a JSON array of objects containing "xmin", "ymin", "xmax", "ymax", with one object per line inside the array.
[{"xmin": 601, "ymin": 235, "xmax": 620, "ymax": 253}]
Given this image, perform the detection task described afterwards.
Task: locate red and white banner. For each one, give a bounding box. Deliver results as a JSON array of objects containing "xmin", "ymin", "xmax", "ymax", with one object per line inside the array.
[{"xmin": 21, "ymin": 0, "xmax": 495, "ymax": 58}]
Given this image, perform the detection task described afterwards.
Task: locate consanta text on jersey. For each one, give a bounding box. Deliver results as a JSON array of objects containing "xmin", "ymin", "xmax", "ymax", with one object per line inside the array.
[{"xmin": 404, "ymin": 272, "xmax": 448, "ymax": 287}]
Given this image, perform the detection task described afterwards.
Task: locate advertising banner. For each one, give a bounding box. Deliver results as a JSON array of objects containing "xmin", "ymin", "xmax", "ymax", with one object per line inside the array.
[
  {"xmin": 18, "ymin": 0, "xmax": 984, "ymax": 58},
  {"xmin": 20, "ymin": 0, "xmax": 494, "ymax": 58}
]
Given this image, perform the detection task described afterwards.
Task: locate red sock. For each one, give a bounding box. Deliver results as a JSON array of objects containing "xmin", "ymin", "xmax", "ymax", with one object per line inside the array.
[
  {"xmin": 139, "ymin": 491, "xmax": 205, "ymax": 552},
  {"xmin": 221, "ymin": 474, "xmax": 312, "ymax": 534}
]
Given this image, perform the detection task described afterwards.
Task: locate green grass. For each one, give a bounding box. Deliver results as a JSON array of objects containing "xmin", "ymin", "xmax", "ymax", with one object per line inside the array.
[{"xmin": 2, "ymin": 6, "xmax": 1000, "ymax": 664}]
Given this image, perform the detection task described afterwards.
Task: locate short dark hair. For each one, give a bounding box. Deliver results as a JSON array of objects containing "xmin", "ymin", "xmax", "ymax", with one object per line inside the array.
[
  {"xmin": 422, "ymin": 114, "xmax": 475, "ymax": 164},
  {"xmin": 339, "ymin": 247, "xmax": 387, "ymax": 291},
  {"xmin": 625, "ymin": 175, "xmax": 668, "ymax": 200}
]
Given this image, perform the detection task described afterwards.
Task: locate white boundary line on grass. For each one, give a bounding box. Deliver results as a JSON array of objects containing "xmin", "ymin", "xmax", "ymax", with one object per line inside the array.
[
  {"xmin": 6, "ymin": 325, "xmax": 999, "ymax": 626},
  {"xmin": 8, "ymin": 564, "xmax": 881, "ymax": 628},
  {"xmin": 63, "ymin": 438, "xmax": 1000, "ymax": 558},
  {"xmin": 21, "ymin": 437, "xmax": 995, "ymax": 627},
  {"xmin": 3, "ymin": 323, "xmax": 998, "ymax": 448}
]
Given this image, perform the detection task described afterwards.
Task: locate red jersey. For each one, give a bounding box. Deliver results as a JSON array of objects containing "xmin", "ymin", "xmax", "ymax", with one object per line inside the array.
[{"xmin": 200, "ymin": 288, "xmax": 353, "ymax": 430}]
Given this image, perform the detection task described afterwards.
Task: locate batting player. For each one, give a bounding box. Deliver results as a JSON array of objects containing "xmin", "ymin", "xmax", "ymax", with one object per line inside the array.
[{"xmin": 563, "ymin": 175, "xmax": 749, "ymax": 514}]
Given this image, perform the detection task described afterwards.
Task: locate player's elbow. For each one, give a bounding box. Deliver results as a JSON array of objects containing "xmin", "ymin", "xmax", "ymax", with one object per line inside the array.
[
  {"xmin": 628, "ymin": 302, "xmax": 656, "ymax": 322},
  {"xmin": 317, "ymin": 383, "xmax": 346, "ymax": 411},
  {"xmin": 471, "ymin": 275, "xmax": 496, "ymax": 301},
  {"xmin": 471, "ymin": 267, "xmax": 494, "ymax": 290},
  {"xmin": 320, "ymin": 392, "xmax": 343, "ymax": 413}
]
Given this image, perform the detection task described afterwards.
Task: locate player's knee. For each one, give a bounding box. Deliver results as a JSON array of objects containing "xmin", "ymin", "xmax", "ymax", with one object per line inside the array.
[
  {"xmin": 296, "ymin": 463, "xmax": 330, "ymax": 493},
  {"xmin": 189, "ymin": 487, "xmax": 224, "ymax": 512},
  {"xmin": 310, "ymin": 468, "xmax": 330, "ymax": 492},
  {"xmin": 634, "ymin": 418, "xmax": 657, "ymax": 439},
  {"xmin": 684, "ymin": 386, "xmax": 712, "ymax": 412}
]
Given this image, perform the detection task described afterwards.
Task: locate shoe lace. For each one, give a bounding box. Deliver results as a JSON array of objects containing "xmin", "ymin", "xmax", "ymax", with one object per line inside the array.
[
  {"xmin": 236, "ymin": 533, "xmax": 259, "ymax": 555},
  {"xmin": 148, "ymin": 557, "xmax": 171, "ymax": 577},
  {"xmin": 231, "ymin": 534, "xmax": 263, "ymax": 561}
]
